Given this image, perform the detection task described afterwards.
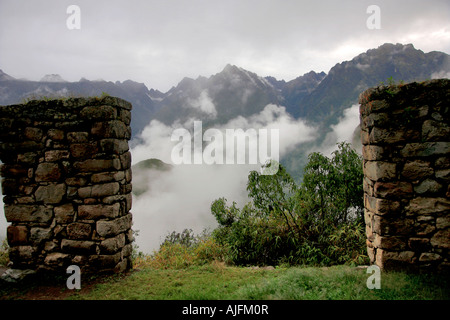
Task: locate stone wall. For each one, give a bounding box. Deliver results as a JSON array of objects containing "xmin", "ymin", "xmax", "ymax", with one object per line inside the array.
[
  {"xmin": 0, "ymin": 96, "xmax": 133, "ymax": 274},
  {"xmin": 359, "ymin": 79, "xmax": 449, "ymax": 273}
]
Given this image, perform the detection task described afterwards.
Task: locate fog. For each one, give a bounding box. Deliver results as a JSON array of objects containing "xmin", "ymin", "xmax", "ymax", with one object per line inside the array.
[
  {"xmin": 311, "ymin": 104, "xmax": 362, "ymax": 157},
  {"xmin": 131, "ymin": 104, "xmax": 318, "ymax": 253},
  {"xmin": 0, "ymin": 103, "xmax": 362, "ymax": 254}
]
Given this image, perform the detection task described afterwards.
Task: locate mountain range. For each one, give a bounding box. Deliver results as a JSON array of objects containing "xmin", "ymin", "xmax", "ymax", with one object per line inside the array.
[{"xmin": 1, "ymin": 43, "xmax": 449, "ymax": 179}]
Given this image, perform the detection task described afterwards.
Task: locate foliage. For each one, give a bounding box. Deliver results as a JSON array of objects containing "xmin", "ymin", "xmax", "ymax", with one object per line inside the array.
[
  {"xmin": 0, "ymin": 238, "xmax": 9, "ymax": 266},
  {"xmin": 136, "ymin": 229, "xmax": 228, "ymax": 269},
  {"xmin": 210, "ymin": 142, "xmax": 367, "ymax": 266}
]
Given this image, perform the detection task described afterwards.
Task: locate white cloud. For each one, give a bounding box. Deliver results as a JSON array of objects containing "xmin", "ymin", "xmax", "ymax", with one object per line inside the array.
[
  {"xmin": 130, "ymin": 104, "xmax": 317, "ymax": 252},
  {"xmin": 0, "ymin": 0, "xmax": 449, "ymax": 91},
  {"xmin": 186, "ymin": 90, "xmax": 217, "ymax": 117},
  {"xmin": 312, "ymin": 104, "xmax": 361, "ymax": 157}
]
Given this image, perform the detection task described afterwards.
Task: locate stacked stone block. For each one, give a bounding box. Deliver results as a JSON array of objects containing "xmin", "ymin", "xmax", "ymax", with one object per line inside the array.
[
  {"xmin": 0, "ymin": 96, "xmax": 133, "ymax": 273},
  {"xmin": 359, "ymin": 79, "xmax": 449, "ymax": 273}
]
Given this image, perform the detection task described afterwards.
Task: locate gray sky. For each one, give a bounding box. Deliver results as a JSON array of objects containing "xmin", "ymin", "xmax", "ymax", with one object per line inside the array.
[{"xmin": 1, "ymin": 0, "xmax": 449, "ymax": 91}]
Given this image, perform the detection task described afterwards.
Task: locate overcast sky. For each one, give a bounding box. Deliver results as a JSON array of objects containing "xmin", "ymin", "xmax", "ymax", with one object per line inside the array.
[{"xmin": 1, "ymin": 0, "xmax": 449, "ymax": 91}]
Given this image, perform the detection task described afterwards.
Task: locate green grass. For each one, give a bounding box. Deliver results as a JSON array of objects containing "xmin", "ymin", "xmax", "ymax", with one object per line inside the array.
[
  {"xmin": 1, "ymin": 262, "xmax": 448, "ymax": 300},
  {"xmin": 65, "ymin": 264, "xmax": 449, "ymax": 300}
]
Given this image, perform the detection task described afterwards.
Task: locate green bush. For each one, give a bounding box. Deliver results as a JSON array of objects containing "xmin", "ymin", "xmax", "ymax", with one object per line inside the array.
[
  {"xmin": 0, "ymin": 238, "xmax": 9, "ymax": 266},
  {"xmin": 210, "ymin": 142, "xmax": 368, "ymax": 267},
  {"xmin": 136, "ymin": 229, "xmax": 228, "ymax": 269}
]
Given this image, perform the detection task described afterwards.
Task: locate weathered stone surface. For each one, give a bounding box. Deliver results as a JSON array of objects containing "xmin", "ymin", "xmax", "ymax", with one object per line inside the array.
[
  {"xmin": 17, "ymin": 152, "xmax": 37, "ymax": 164},
  {"xmin": 47, "ymin": 128, "xmax": 65, "ymax": 141},
  {"xmin": 435, "ymin": 169, "xmax": 450, "ymax": 182},
  {"xmin": 400, "ymin": 142, "xmax": 450, "ymax": 157},
  {"xmin": 67, "ymin": 222, "xmax": 92, "ymax": 240},
  {"xmin": 361, "ymin": 80, "xmax": 450, "ymax": 273},
  {"xmin": 70, "ymin": 143, "xmax": 98, "ymax": 159},
  {"xmin": 78, "ymin": 182, "xmax": 120, "ymax": 198},
  {"xmin": 54, "ymin": 203, "xmax": 75, "ymax": 223},
  {"xmin": 362, "ymin": 145, "xmax": 385, "ymax": 161},
  {"xmin": 65, "ymin": 176, "xmax": 88, "ymax": 186},
  {"xmin": 24, "ymin": 127, "xmax": 43, "ymax": 142},
  {"xmin": 5, "ymin": 205, "xmax": 53, "ymax": 223},
  {"xmin": 369, "ymin": 127, "xmax": 413, "ymax": 144},
  {"xmin": 414, "ymin": 179, "xmax": 443, "ymax": 194},
  {"xmin": 67, "ymin": 131, "xmax": 89, "ymax": 143},
  {"xmin": 376, "ymin": 249, "xmax": 415, "ymax": 269},
  {"xmin": 365, "ymin": 161, "xmax": 396, "ymax": 181},
  {"xmin": 45, "ymin": 150, "xmax": 70, "ymax": 162},
  {"xmin": 374, "ymin": 181, "xmax": 413, "ymax": 199},
  {"xmin": 44, "ymin": 252, "xmax": 71, "ymax": 267},
  {"xmin": 422, "ymin": 120, "xmax": 450, "ymax": 141},
  {"xmin": 91, "ymin": 120, "xmax": 128, "ymax": 139},
  {"xmin": 100, "ymin": 233, "xmax": 126, "ymax": 254},
  {"xmin": 9, "ymin": 245, "xmax": 37, "ymax": 261},
  {"xmin": 0, "ymin": 96, "xmax": 132, "ymax": 274},
  {"xmin": 89, "ymin": 252, "xmax": 122, "ymax": 269},
  {"xmin": 91, "ymin": 171, "xmax": 125, "ymax": 183},
  {"xmin": 74, "ymin": 159, "xmax": 121, "ymax": 173},
  {"xmin": 0, "ymin": 268, "xmax": 37, "ymax": 283},
  {"xmin": 374, "ymin": 235, "xmax": 407, "ymax": 250},
  {"xmin": 35, "ymin": 183, "xmax": 66, "ymax": 204},
  {"xmin": 30, "ymin": 227, "xmax": 53, "ymax": 245},
  {"xmin": 406, "ymin": 197, "xmax": 450, "ymax": 215},
  {"xmin": 430, "ymin": 229, "xmax": 450, "ymax": 249},
  {"xmin": 96, "ymin": 214, "xmax": 132, "ymax": 237},
  {"xmin": 61, "ymin": 239, "xmax": 96, "ymax": 254},
  {"xmin": 35, "ymin": 163, "xmax": 61, "ymax": 182},
  {"xmin": 408, "ymin": 237, "xmax": 430, "ymax": 251},
  {"xmin": 80, "ymin": 105, "xmax": 117, "ymax": 120},
  {"xmin": 436, "ymin": 216, "xmax": 450, "ymax": 229},
  {"xmin": 78, "ymin": 203, "xmax": 120, "ymax": 220},
  {"xmin": 419, "ymin": 252, "xmax": 442, "ymax": 262},
  {"xmin": 7, "ymin": 225, "xmax": 29, "ymax": 245},
  {"xmin": 435, "ymin": 157, "xmax": 450, "ymax": 169},
  {"xmin": 120, "ymin": 151, "xmax": 132, "ymax": 169},
  {"xmin": 99, "ymin": 139, "xmax": 129, "ymax": 154},
  {"xmin": 401, "ymin": 160, "xmax": 433, "ymax": 180}
]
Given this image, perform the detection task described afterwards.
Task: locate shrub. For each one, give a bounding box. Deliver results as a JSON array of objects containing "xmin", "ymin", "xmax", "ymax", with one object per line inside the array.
[
  {"xmin": 210, "ymin": 142, "xmax": 367, "ymax": 267},
  {"xmin": 138, "ymin": 229, "xmax": 228, "ymax": 269},
  {"xmin": 0, "ymin": 238, "xmax": 9, "ymax": 266}
]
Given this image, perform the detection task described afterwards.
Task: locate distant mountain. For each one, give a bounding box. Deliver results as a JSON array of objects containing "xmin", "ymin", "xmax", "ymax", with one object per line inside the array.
[
  {"xmin": 294, "ymin": 43, "xmax": 450, "ymax": 125},
  {"xmin": 153, "ymin": 43, "xmax": 450, "ymax": 131},
  {"xmin": 153, "ymin": 64, "xmax": 282, "ymax": 127},
  {"xmin": 0, "ymin": 69, "xmax": 15, "ymax": 81},
  {"xmin": 1, "ymin": 42, "xmax": 448, "ymax": 145},
  {"xmin": 132, "ymin": 158, "xmax": 173, "ymax": 196},
  {"xmin": 40, "ymin": 74, "xmax": 67, "ymax": 83}
]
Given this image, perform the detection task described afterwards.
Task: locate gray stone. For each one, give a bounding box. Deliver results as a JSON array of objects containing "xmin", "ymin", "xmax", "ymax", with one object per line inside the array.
[
  {"xmin": 78, "ymin": 203, "xmax": 120, "ymax": 220},
  {"xmin": 401, "ymin": 160, "xmax": 433, "ymax": 180},
  {"xmin": 0, "ymin": 269, "xmax": 37, "ymax": 283},
  {"xmin": 35, "ymin": 163, "xmax": 61, "ymax": 182},
  {"xmin": 5, "ymin": 205, "xmax": 53, "ymax": 223},
  {"xmin": 364, "ymin": 161, "xmax": 396, "ymax": 181},
  {"xmin": 35, "ymin": 183, "xmax": 66, "ymax": 204},
  {"xmin": 78, "ymin": 182, "xmax": 120, "ymax": 198},
  {"xmin": 414, "ymin": 179, "xmax": 443, "ymax": 194},
  {"xmin": 96, "ymin": 214, "xmax": 132, "ymax": 237}
]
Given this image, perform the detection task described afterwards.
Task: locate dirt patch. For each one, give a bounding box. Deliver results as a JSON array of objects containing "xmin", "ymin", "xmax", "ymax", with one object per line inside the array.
[
  {"xmin": 0, "ymin": 266, "xmax": 7, "ymax": 278},
  {"xmin": 0, "ymin": 270, "xmax": 134, "ymax": 300}
]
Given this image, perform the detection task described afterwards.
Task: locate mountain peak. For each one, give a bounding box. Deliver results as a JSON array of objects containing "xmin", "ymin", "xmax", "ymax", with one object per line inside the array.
[
  {"xmin": 40, "ymin": 74, "xmax": 67, "ymax": 82},
  {"xmin": 0, "ymin": 69, "xmax": 15, "ymax": 81}
]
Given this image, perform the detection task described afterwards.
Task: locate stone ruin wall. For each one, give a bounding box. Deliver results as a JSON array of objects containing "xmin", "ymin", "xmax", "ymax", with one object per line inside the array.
[
  {"xmin": 359, "ymin": 79, "xmax": 449, "ymax": 273},
  {"xmin": 0, "ymin": 96, "xmax": 133, "ymax": 274}
]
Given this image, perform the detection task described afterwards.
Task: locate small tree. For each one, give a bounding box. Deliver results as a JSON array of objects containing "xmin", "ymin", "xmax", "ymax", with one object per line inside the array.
[
  {"xmin": 247, "ymin": 161, "xmax": 300, "ymax": 234},
  {"xmin": 299, "ymin": 142, "xmax": 364, "ymax": 226}
]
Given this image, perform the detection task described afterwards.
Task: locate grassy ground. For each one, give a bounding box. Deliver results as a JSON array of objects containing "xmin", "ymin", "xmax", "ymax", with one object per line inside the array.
[{"xmin": 2, "ymin": 263, "xmax": 447, "ymax": 300}]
